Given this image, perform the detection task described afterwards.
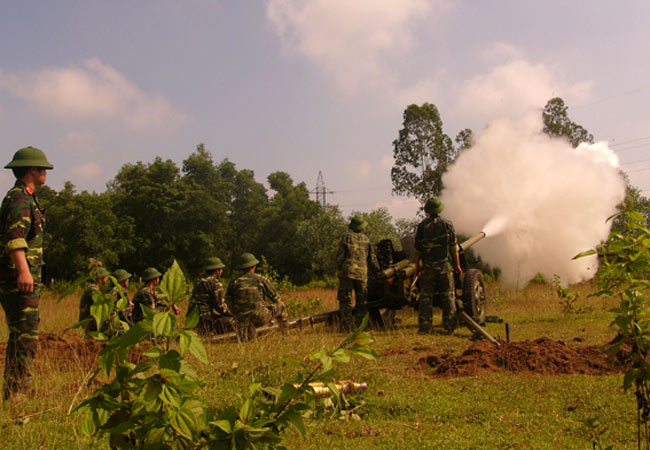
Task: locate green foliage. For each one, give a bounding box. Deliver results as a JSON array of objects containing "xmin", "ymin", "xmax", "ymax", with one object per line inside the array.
[
  {"xmin": 578, "ymin": 210, "xmax": 650, "ymax": 447},
  {"xmin": 159, "ymin": 259, "xmax": 188, "ymax": 306},
  {"xmin": 294, "ymin": 205, "xmax": 347, "ymax": 279},
  {"xmin": 391, "ymin": 103, "xmax": 457, "ymax": 202},
  {"xmin": 552, "ymin": 275, "xmax": 591, "ymax": 315},
  {"xmin": 67, "ymin": 265, "xmax": 377, "ymax": 449},
  {"xmin": 542, "ymin": 97, "xmax": 594, "ymax": 147},
  {"xmin": 284, "ymin": 296, "xmax": 323, "ymax": 318},
  {"xmin": 256, "ymin": 255, "xmax": 296, "ymax": 294}
]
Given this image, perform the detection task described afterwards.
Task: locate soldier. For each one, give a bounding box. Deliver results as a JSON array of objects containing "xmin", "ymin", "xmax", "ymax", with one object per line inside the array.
[
  {"xmin": 336, "ymin": 215, "xmax": 379, "ymax": 331},
  {"xmin": 131, "ymin": 267, "xmax": 180, "ymax": 323},
  {"xmin": 0, "ymin": 146, "xmax": 53, "ymax": 400},
  {"xmin": 225, "ymin": 252, "xmax": 287, "ymax": 341},
  {"xmin": 78, "ymin": 267, "xmax": 111, "ymax": 334},
  {"xmin": 110, "ymin": 268, "xmax": 133, "ymax": 324},
  {"xmin": 414, "ymin": 197, "xmax": 462, "ymax": 334},
  {"xmin": 188, "ymin": 257, "xmax": 233, "ymax": 335}
]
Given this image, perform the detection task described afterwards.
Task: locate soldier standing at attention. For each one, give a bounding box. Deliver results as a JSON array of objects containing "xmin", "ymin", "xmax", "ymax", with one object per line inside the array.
[
  {"xmin": 336, "ymin": 215, "xmax": 379, "ymax": 331},
  {"xmin": 0, "ymin": 146, "xmax": 53, "ymax": 400},
  {"xmin": 225, "ymin": 253, "xmax": 287, "ymax": 341},
  {"xmin": 414, "ymin": 197, "xmax": 462, "ymax": 335},
  {"xmin": 188, "ymin": 257, "xmax": 232, "ymax": 335},
  {"xmin": 78, "ymin": 267, "xmax": 111, "ymax": 334},
  {"xmin": 131, "ymin": 267, "xmax": 180, "ymax": 323}
]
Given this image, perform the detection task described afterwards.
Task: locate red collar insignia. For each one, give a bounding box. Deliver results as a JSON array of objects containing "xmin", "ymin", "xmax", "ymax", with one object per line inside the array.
[{"xmin": 25, "ymin": 186, "xmax": 34, "ymax": 195}]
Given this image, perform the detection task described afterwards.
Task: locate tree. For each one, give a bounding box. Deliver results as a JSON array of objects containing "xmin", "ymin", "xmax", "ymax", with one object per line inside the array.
[
  {"xmin": 455, "ymin": 128, "xmax": 474, "ymax": 151},
  {"xmin": 391, "ymin": 103, "xmax": 457, "ymax": 204},
  {"xmin": 259, "ymin": 171, "xmax": 320, "ymax": 284},
  {"xmin": 40, "ymin": 183, "xmax": 134, "ymax": 280},
  {"xmin": 542, "ymin": 97, "xmax": 594, "ymax": 147},
  {"xmin": 294, "ymin": 205, "xmax": 347, "ymax": 279}
]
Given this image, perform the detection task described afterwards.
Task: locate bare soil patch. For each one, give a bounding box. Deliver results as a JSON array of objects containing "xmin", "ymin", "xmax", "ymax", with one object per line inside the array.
[{"xmin": 414, "ymin": 337, "xmax": 630, "ymax": 377}]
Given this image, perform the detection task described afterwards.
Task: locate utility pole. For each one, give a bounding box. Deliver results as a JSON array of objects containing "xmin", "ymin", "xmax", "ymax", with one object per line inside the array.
[{"xmin": 311, "ymin": 171, "xmax": 333, "ymax": 207}]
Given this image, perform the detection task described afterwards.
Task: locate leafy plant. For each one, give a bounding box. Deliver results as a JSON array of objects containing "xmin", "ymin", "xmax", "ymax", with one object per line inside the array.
[
  {"xmin": 68, "ymin": 259, "xmax": 378, "ymax": 449},
  {"xmin": 552, "ymin": 275, "xmax": 590, "ymax": 315},
  {"xmin": 575, "ymin": 210, "xmax": 650, "ymax": 448}
]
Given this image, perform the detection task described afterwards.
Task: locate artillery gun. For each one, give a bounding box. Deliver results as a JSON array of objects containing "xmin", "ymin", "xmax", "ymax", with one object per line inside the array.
[{"xmin": 212, "ymin": 231, "xmax": 496, "ymax": 344}]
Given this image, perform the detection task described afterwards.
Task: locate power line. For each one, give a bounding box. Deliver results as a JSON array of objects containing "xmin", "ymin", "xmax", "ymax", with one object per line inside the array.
[
  {"xmin": 620, "ymin": 157, "xmax": 650, "ymax": 166},
  {"xmin": 610, "ymin": 135, "xmax": 650, "ymax": 147},
  {"xmin": 613, "ymin": 143, "xmax": 650, "ymax": 153}
]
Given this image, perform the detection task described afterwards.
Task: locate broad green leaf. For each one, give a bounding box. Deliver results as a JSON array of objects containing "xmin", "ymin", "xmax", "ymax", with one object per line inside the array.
[
  {"xmin": 184, "ymin": 305, "xmax": 200, "ymax": 330},
  {"xmin": 160, "ymin": 384, "xmax": 181, "ymax": 408},
  {"xmin": 152, "ymin": 311, "xmax": 173, "ymax": 337},
  {"xmin": 159, "ymin": 350, "xmax": 182, "ymax": 371},
  {"xmin": 572, "ymin": 249, "xmax": 596, "ymax": 260},
  {"xmin": 118, "ymin": 321, "xmax": 152, "ymax": 348},
  {"xmin": 179, "ymin": 331, "xmax": 191, "ymax": 356},
  {"xmin": 159, "ymin": 259, "xmax": 186, "ymax": 305},
  {"xmin": 239, "ymin": 399, "xmax": 254, "ymax": 422},
  {"xmin": 211, "ymin": 419, "xmax": 232, "ymax": 433},
  {"xmin": 143, "ymin": 347, "xmax": 162, "ymax": 358},
  {"xmin": 170, "ymin": 407, "xmax": 199, "ymax": 440},
  {"xmin": 187, "ymin": 330, "xmax": 209, "ymax": 364},
  {"xmin": 279, "ymin": 410, "xmax": 305, "ymax": 436},
  {"xmin": 56, "ymin": 275, "xmax": 90, "ymax": 303},
  {"xmin": 143, "ymin": 379, "xmax": 163, "ymax": 402}
]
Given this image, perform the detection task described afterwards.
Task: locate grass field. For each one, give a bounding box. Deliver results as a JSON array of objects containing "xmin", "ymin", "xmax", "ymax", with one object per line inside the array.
[{"xmin": 0, "ymin": 281, "xmax": 637, "ymax": 449}]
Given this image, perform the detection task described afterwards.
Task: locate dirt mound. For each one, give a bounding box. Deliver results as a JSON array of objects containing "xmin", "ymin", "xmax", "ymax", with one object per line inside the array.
[
  {"xmin": 416, "ymin": 337, "xmax": 628, "ymax": 377},
  {"xmin": 0, "ymin": 332, "xmax": 104, "ymax": 367}
]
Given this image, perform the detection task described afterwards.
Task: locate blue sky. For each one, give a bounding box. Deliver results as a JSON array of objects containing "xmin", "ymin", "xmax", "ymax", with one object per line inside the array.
[{"xmin": 1, "ymin": 0, "xmax": 649, "ymax": 219}]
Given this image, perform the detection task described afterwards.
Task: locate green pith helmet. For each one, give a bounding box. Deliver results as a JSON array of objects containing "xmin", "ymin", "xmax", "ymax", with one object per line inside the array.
[
  {"xmin": 424, "ymin": 197, "xmax": 444, "ymax": 216},
  {"xmin": 142, "ymin": 267, "xmax": 162, "ymax": 282},
  {"xmin": 94, "ymin": 267, "xmax": 110, "ymax": 279},
  {"xmin": 236, "ymin": 252, "xmax": 260, "ymax": 270},
  {"xmin": 5, "ymin": 147, "xmax": 53, "ymax": 169},
  {"xmin": 112, "ymin": 268, "xmax": 132, "ymax": 283},
  {"xmin": 348, "ymin": 215, "xmax": 367, "ymax": 232},
  {"xmin": 204, "ymin": 257, "xmax": 225, "ymax": 271}
]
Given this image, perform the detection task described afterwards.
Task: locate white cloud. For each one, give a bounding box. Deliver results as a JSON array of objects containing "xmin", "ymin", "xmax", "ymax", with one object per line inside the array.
[
  {"xmin": 456, "ymin": 57, "xmax": 594, "ymax": 120},
  {"xmin": 68, "ymin": 162, "xmax": 103, "ymax": 182},
  {"xmin": 57, "ymin": 130, "xmax": 102, "ymax": 154},
  {"xmin": 480, "ymin": 42, "xmax": 524, "ymax": 63},
  {"xmin": 0, "ymin": 59, "xmax": 187, "ymax": 132},
  {"xmin": 266, "ymin": 0, "xmax": 449, "ymax": 93}
]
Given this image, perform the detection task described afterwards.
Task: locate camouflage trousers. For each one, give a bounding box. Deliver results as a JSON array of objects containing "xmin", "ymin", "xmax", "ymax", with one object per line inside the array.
[
  {"xmin": 337, "ymin": 277, "xmax": 367, "ymax": 331},
  {"xmin": 196, "ymin": 313, "xmax": 234, "ymax": 336},
  {"xmin": 235, "ymin": 302, "xmax": 287, "ymax": 341},
  {"xmin": 0, "ymin": 282, "xmax": 40, "ymax": 400},
  {"xmin": 418, "ymin": 269, "xmax": 456, "ymax": 333}
]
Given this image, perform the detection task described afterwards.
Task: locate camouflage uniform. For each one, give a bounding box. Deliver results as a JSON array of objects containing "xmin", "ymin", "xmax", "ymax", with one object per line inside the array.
[
  {"xmin": 414, "ymin": 215, "xmax": 458, "ymax": 333},
  {"xmin": 336, "ymin": 228, "xmax": 379, "ymax": 329},
  {"xmin": 188, "ymin": 276, "xmax": 233, "ymax": 335},
  {"xmin": 0, "ymin": 180, "xmax": 45, "ymax": 398},
  {"xmin": 226, "ymin": 271, "xmax": 287, "ymax": 340},
  {"xmin": 131, "ymin": 286, "xmax": 168, "ymax": 323},
  {"xmin": 108, "ymin": 283, "xmax": 131, "ymax": 324}
]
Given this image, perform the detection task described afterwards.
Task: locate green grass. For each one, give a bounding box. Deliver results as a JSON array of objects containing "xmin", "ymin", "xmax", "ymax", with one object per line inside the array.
[{"xmin": 0, "ymin": 281, "xmax": 637, "ymax": 448}]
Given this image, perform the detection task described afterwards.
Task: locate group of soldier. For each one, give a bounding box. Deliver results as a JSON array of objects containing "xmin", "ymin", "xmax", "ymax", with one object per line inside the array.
[{"xmin": 0, "ymin": 146, "xmax": 461, "ymax": 402}]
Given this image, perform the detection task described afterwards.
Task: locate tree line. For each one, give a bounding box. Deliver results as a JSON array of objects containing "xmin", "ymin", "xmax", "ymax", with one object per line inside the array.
[
  {"xmin": 38, "ymin": 145, "xmax": 408, "ymax": 283},
  {"xmin": 39, "ymin": 96, "xmax": 649, "ymax": 284}
]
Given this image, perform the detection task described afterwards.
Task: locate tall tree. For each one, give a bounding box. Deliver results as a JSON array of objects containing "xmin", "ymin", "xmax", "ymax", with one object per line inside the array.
[
  {"xmin": 350, "ymin": 207, "xmax": 400, "ymax": 248},
  {"xmin": 391, "ymin": 103, "xmax": 457, "ymax": 203},
  {"xmin": 542, "ymin": 97, "xmax": 594, "ymax": 147}
]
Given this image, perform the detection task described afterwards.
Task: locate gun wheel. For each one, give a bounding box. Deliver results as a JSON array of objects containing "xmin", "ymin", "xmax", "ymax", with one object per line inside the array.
[{"xmin": 462, "ymin": 269, "xmax": 488, "ymax": 323}]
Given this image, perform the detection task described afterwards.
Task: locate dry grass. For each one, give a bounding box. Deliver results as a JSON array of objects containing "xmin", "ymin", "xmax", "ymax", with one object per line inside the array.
[{"xmin": 0, "ymin": 280, "xmax": 637, "ymax": 448}]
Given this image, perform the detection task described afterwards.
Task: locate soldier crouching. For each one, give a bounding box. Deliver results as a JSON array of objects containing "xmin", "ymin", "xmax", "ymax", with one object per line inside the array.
[
  {"xmin": 226, "ymin": 252, "xmax": 287, "ymax": 341},
  {"xmin": 188, "ymin": 257, "xmax": 233, "ymax": 336}
]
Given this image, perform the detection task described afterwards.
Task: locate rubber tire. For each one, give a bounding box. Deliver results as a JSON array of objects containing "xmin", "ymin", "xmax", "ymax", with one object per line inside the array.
[{"xmin": 462, "ymin": 269, "xmax": 488, "ymax": 323}]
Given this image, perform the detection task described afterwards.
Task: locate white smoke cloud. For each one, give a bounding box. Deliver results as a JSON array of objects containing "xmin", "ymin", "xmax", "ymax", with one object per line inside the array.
[
  {"xmin": 457, "ymin": 59, "xmax": 589, "ymax": 120},
  {"xmin": 441, "ymin": 113, "xmax": 626, "ymax": 288},
  {"xmin": 0, "ymin": 59, "xmax": 187, "ymax": 132},
  {"xmin": 266, "ymin": 0, "xmax": 447, "ymax": 93}
]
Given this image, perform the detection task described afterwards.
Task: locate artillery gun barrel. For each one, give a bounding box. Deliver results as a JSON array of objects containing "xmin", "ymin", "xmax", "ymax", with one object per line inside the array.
[
  {"xmin": 381, "ymin": 259, "xmax": 409, "ymax": 279},
  {"xmin": 459, "ymin": 231, "xmax": 486, "ymax": 252}
]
